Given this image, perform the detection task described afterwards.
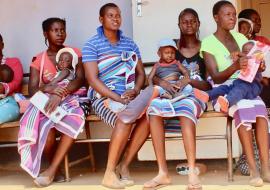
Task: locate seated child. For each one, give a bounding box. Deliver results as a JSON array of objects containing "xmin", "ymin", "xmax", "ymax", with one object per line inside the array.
[
  {"xmin": 195, "ymin": 40, "xmax": 264, "ymax": 113},
  {"xmin": 51, "ymin": 47, "xmax": 78, "ymax": 86},
  {"xmin": 148, "ymin": 38, "xmax": 205, "ymax": 102},
  {"xmin": 238, "ymin": 18, "xmax": 253, "ymax": 40},
  {"xmin": 0, "ymin": 64, "xmax": 14, "ymax": 98}
]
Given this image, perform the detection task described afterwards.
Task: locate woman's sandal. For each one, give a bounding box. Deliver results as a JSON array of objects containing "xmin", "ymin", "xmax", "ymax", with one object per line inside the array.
[
  {"xmin": 115, "ymin": 166, "xmax": 134, "ymax": 186},
  {"xmin": 33, "ymin": 175, "xmax": 54, "ymax": 187},
  {"xmin": 249, "ymin": 176, "xmax": 263, "ymax": 187},
  {"xmin": 143, "ymin": 179, "xmax": 171, "ymax": 189}
]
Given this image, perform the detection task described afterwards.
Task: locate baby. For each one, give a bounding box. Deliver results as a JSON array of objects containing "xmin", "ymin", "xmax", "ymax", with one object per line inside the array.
[
  {"xmin": 51, "ymin": 47, "xmax": 78, "ymax": 86},
  {"xmin": 238, "ymin": 18, "xmax": 253, "ymax": 40},
  {"xmin": 0, "ymin": 64, "xmax": 14, "ymax": 98},
  {"xmin": 148, "ymin": 39, "xmax": 205, "ymax": 102},
  {"xmin": 196, "ymin": 40, "xmax": 264, "ymax": 113}
]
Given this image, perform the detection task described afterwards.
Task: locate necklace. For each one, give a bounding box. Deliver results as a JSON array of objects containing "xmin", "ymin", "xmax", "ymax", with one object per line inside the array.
[{"xmin": 0, "ymin": 56, "xmax": 6, "ymax": 65}]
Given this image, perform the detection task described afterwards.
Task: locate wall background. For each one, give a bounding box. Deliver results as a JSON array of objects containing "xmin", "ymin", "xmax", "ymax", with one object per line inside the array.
[{"xmin": 0, "ymin": 0, "xmax": 133, "ymax": 72}]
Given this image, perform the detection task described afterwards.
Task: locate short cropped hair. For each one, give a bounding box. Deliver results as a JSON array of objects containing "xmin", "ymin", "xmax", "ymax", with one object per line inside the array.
[
  {"xmin": 212, "ymin": 0, "xmax": 233, "ymax": 16},
  {"xmin": 99, "ymin": 3, "xmax": 118, "ymax": 17}
]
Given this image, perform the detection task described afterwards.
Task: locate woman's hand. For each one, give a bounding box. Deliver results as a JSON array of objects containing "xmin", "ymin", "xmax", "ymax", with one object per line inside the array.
[
  {"xmin": 258, "ymin": 60, "xmax": 266, "ymax": 72},
  {"xmin": 234, "ymin": 52, "xmax": 249, "ymax": 71},
  {"xmin": 52, "ymin": 86, "xmax": 69, "ymax": 98},
  {"xmin": 122, "ymin": 89, "xmax": 138, "ymax": 100},
  {"xmin": 44, "ymin": 94, "xmax": 62, "ymax": 114},
  {"xmin": 115, "ymin": 95, "xmax": 130, "ymax": 105},
  {"xmin": 159, "ymin": 80, "xmax": 178, "ymax": 95},
  {"xmin": 42, "ymin": 84, "xmax": 58, "ymax": 93},
  {"xmin": 175, "ymin": 78, "xmax": 191, "ymax": 89}
]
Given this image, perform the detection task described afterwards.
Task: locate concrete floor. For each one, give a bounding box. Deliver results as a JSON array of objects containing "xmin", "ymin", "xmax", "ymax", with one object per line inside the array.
[{"xmin": 0, "ymin": 144, "xmax": 270, "ymax": 190}]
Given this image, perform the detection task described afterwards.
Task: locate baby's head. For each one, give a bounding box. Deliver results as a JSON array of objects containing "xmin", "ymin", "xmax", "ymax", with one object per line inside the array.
[
  {"xmin": 0, "ymin": 64, "xmax": 14, "ymax": 83},
  {"xmin": 242, "ymin": 40, "xmax": 256, "ymax": 55},
  {"xmin": 157, "ymin": 39, "xmax": 177, "ymax": 64},
  {"xmin": 238, "ymin": 18, "xmax": 253, "ymax": 39},
  {"xmin": 55, "ymin": 47, "xmax": 78, "ymax": 71}
]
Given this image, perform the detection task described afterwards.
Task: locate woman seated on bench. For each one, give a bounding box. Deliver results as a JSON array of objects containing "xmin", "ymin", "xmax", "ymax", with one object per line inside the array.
[
  {"xmin": 18, "ymin": 17, "xmax": 86, "ymax": 187},
  {"xmin": 144, "ymin": 8, "xmax": 211, "ymax": 190},
  {"xmin": 0, "ymin": 33, "xmax": 23, "ymax": 124},
  {"xmin": 83, "ymin": 3, "xmax": 151, "ymax": 189},
  {"xmin": 201, "ymin": 1, "xmax": 270, "ymax": 187}
]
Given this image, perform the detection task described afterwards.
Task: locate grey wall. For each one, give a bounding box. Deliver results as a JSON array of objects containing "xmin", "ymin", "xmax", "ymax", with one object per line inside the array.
[{"xmin": 0, "ymin": 0, "xmax": 133, "ymax": 73}]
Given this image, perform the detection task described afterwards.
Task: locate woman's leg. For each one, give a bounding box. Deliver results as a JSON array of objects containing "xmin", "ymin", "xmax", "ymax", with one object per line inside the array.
[
  {"xmin": 102, "ymin": 119, "xmax": 133, "ymax": 188},
  {"xmin": 237, "ymin": 125, "xmax": 263, "ymax": 186},
  {"xmin": 36, "ymin": 133, "xmax": 74, "ymax": 182},
  {"xmin": 117, "ymin": 115, "xmax": 150, "ymax": 179},
  {"xmin": 179, "ymin": 116, "xmax": 201, "ymax": 187},
  {"xmin": 43, "ymin": 129, "xmax": 56, "ymax": 163},
  {"xmin": 254, "ymin": 117, "xmax": 270, "ymax": 181},
  {"xmin": 144, "ymin": 115, "xmax": 171, "ymax": 187}
]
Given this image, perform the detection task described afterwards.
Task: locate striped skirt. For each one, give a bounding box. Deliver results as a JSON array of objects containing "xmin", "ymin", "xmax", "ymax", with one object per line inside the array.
[
  {"xmin": 18, "ymin": 95, "xmax": 85, "ymax": 178},
  {"xmin": 228, "ymin": 97, "xmax": 269, "ymax": 130},
  {"xmin": 147, "ymin": 95, "xmax": 206, "ymax": 125}
]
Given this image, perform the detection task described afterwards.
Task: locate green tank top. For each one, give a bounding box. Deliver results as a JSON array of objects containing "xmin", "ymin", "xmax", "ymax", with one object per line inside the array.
[{"xmin": 200, "ymin": 31, "xmax": 248, "ymax": 79}]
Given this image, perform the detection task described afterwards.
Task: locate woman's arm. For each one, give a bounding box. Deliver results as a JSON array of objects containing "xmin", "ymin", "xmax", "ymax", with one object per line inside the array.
[
  {"xmin": 190, "ymin": 79, "xmax": 212, "ymax": 91},
  {"xmin": 203, "ymin": 51, "xmax": 248, "ymax": 84},
  {"xmin": 148, "ymin": 65, "xmax": 157, "ymax": 85},
  {"xmin": 29, "ymin": 67, "xmax": 41, "ymax": 96},
  {"xmin": 4, "ymin": 58, "xmax": 23, "ymax": 95},
  {"xmin": 84, "ymin": 61, "xmax": 126, "ymax": 104},
  {"xmin": 177, "ymin": 63, "xmax": 190, "ymax": 78},
  {"xmin": 134, "ymin": 59, "xmax": 146, "ymax": 93}
]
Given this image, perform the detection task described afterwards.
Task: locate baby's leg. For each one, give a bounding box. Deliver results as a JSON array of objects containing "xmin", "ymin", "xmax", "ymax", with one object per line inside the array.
[
  {"xmin": 156, "ymin": 86, "xmax": 173, "ymax": 99},
  {"xmin": 226, "ymin": 80, "xmax": 252, "ymax": 106}
]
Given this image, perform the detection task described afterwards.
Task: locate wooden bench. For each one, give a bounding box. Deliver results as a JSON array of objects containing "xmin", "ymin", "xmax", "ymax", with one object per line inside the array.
[{"xmin": 0, "ymin": 76, "xmax": 234, "ymax": 182}]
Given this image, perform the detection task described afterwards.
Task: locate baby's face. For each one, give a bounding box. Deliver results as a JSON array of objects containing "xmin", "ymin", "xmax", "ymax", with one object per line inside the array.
[
  {"xmin": 239, "ymin": 22, "xmax": 252, "ymax": 39},
  {"xmin": 242, "ymin": 42, "xmax": 254, "ymax": 55},
  {"xmin": 159, "ymin": 46, "xmax": 176, "ymax": 63},
  {"xmin": 57, "ymin": 52, "xmax": 73, "ymax": 70}
]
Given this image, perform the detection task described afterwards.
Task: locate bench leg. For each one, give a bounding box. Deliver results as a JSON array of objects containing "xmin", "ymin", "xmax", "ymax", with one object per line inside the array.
[
  {"xmin": 85, "ymin": 121, "xmax": 96, "ymax": 172},
  {"xmin": 64, "ymin": 154, "xmax": 71, "ymax": 182},
  {"xmin": 226, "ymin": 117, "xmax": 233, "ymax": 182}
]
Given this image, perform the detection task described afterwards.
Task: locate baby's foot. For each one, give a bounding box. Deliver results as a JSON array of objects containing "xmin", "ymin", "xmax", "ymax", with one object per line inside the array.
[
  {"xmin": 217, "ymin": 96, "xmax": 229, "ymax": 113},
  {"xmin": 193, "ymin": 88, "xmax": 209, "ymax": 103}
]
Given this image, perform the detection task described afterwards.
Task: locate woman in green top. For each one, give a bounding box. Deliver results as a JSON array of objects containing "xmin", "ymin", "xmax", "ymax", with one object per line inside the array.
[{"xmin": 201, "ymin": 1, "xmax": 270, "ymax": 187}]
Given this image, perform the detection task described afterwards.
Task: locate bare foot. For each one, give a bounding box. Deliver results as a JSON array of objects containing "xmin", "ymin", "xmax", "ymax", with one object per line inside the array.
[
  {"xmin": 116, "ymin": 164, "xmax": 134, "ymax": 186},
  {"xmin": 102, "ymin": 170, "xmax": 125, "ymax": 189},
  {"xmin": 144, "ymin": 174, "xmax": 171, "ymax": 188},
  {"xmin": 188, "ymin": 168, "xmax": 202, "ymax": 189}
]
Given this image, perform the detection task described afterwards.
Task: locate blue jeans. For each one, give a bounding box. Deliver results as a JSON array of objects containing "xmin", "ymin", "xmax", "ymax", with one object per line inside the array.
[{"xmin": 207, "ymin": 79, "xmax": 262, "ymax": 106}]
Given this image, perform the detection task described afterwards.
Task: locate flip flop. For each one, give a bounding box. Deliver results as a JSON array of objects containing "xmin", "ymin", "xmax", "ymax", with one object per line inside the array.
[
  {"xmin": 102, "ymin": 181, "xmax": 126, "ymax": 189},
  {"xmin": 33, "ymin": 175, "xmax": 54, "ymax": 187},
  {"xmin": 143, "ymin": 179, "xmax": 171, "ymax": 190},
  {"xmin": 186, "ymin": 183, "xmax": 202, "ymax": 190},
  {"xmin": 115, "ymin": 165, "xmax": 134, "ymax": 187}
]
